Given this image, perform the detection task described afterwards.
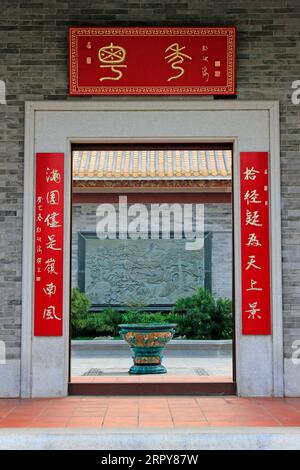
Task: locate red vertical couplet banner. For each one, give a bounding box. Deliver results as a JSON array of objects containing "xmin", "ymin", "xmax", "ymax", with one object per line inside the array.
[
  {"xmin": 34, "ymin": 153, "xmax": 64, "ymax": 336},
  {"xmin": 240, "ymin": 152, "xmax": 271, "ymax": 335}
]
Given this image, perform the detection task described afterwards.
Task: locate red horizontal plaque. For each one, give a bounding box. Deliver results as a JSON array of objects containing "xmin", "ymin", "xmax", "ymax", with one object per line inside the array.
[
  {"xmin": 34, "ymin": 153, "xmax": 64, "ymax": 336},
  {"xmin": 240, "ymin": 152, "xmax": 271, "ymax": 335},
  {"xmin": 69, "ymin": 27, "xmax": 236, "ymax": 96}
]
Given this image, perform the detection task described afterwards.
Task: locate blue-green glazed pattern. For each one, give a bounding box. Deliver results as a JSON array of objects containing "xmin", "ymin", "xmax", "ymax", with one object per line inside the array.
[{"xmin": 119, "ymin": 323, "xmax": 176, "ymax": 374}]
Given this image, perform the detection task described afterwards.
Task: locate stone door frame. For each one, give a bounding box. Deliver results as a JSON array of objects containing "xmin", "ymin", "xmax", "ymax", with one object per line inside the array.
[{"xmin": 21, "ymin": 99, "xmax": 283, "ymax": 397}]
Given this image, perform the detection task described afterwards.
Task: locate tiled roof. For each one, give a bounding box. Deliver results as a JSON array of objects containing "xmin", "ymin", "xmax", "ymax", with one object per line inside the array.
[{"xmin": 72, "ymin": 150, "xmax": 232, "ymax": 180}]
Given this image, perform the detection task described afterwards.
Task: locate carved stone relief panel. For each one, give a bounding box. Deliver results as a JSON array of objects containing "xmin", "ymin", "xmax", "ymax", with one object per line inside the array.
[{"xmin": 82, "ymin": 237, "xmax": 206, "ymax": 306}]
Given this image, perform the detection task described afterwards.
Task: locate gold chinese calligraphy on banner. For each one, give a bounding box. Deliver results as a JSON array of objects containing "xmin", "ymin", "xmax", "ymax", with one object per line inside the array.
[
  {"xmin": 240, "ymin": 152, "xmax": 271, "ymax": 335},
  {"xmin": 34, "ymin": 153, "xmax": 64, "ymax": 336}
]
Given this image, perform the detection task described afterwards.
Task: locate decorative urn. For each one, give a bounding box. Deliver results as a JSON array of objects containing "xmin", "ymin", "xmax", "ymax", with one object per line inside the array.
[{"xmin": 119, "ymin": 323, "xmax": 176, "ymax": 374}]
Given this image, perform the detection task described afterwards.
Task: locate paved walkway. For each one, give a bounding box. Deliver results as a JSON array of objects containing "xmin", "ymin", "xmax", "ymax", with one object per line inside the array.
[
  {"xmin": 71, "ymin": 340, "xmax": 233, "ymax": 377},
  {"xmin": 70, "ymin": 375, "xmax": 232, "ymax": 383},
  {"xmin": 0, "ymin": 397, "xmax": 300, "ymax": 428}
]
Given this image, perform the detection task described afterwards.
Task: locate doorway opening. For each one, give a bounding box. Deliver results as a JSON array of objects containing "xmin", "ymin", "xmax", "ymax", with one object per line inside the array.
[{"xmin": 69, "ymin": 143, "xmax": 235, "ymax": 395}]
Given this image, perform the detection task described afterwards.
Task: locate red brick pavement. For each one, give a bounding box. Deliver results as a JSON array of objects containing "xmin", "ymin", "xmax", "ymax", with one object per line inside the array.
[{"xmin": 0, "ymin": 397, "xmax": 300, "ymax": 428}]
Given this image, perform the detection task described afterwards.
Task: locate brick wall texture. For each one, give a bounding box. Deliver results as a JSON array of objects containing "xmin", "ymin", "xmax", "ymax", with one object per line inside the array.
[{"xmin": 0, "ymin": 0, "xmax": 299, "ymax": 359}]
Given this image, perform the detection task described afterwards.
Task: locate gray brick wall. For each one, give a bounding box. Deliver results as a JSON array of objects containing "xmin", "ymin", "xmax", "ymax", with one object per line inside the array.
[{"xmin": 0, "ymin": 0, "xmax": 299, "ymax": 359}]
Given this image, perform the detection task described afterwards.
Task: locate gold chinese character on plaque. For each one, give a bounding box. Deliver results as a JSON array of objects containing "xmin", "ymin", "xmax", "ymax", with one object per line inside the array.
[
  {"xmin": 47, "ymin": 190, "xmax": 60, "ymax": 205},
  {"xmin": 246, "ymin": 233, "xmax": 261, "ymax": 247},
  {"xmin": 244, "ymin": 189, "xmax": 261, "ymax": 205},
  {"xmin": 246, "ymin": 302, "xmax": 261, "ymax": 320},
  {"xmin": 46, "ymin": 234, "xmax": 61, "ymax": 251},
  {"xmin": 46, "ymin": 168, "xmax": 61, "ymax": 184},
  {"xmin": 246, "ymin": 279, "xmax": 262, "ymax": 292},
  {"xmin": 202, "ymin": 66, "xmax": 210, "ymax": 82},
  {"xmin": 245, "ymin": 255, "xmax": 261, "ymax": 271},
  {"xmin": 164, "ymin": 43, "xmax": 192, "ymax": 82},
  {"xmin": 43, "ymin": 305, "xmax": 61, "ymax": 321},
  {"xmin": 243, "ymin": 166, "xmax": 259, "ymax": 181},
  {"xmin": 44, "ymin": 258, "xmax": 57, "ymax": 275},
  {"xmin": 43, "ymin": 282, "xmax": 57, "ymax": 298},
  {"xmin": 98, "ymin": 42, "xmax": 127, "ymax": 81},
  {"xmin": 245, "ymin": 210, "xmax": 262, "ymax": 227},
  {"xmin": 44, "ymin": 212, "xmax": 61, "ymax": 228}
]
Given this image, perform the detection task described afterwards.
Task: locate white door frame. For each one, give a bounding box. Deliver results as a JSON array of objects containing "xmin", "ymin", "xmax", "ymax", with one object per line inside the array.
[{"xmin": 21, "ymin": 99, "xmax": 283, "ymax": 397}]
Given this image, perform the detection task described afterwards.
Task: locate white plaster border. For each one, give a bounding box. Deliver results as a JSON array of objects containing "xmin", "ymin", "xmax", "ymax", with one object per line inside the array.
[{"xmin": 21, "ymin": 99, "xmax": 283, "ymax": 397}]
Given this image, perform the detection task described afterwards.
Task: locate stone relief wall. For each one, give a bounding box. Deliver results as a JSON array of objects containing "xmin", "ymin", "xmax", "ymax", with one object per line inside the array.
[
  {"xmin": 72, "ymin": 202, "xmax": 232, "ymax": 303},
  {"xmin": 84, "ymin": 238, "xmax": 205, "ymax": 306}
]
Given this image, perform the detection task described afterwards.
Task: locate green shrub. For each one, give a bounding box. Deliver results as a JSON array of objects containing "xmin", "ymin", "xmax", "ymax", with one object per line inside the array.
[
  {"xmin": 72, "ymin": 307, "xmax": 122, "ymax": 339},
  {"xmin": 101, "ymin": 307, "xmax": 122, "ymax": 336},
  {"xmin": 71, "ymin": 287, "xmax": 91, "ymax": 320},
  {"xmin": 120, "ymin": 309, "xmax": 144, "ymax": 324},
  {"xmin": 121, "ymin": 310, "xmax": 167, "ymax": 324},
  {"xmin": 210, "ymin": 297, "xmax": 233, "ymax": 339},
  {"xmin": 80, "ymin": 311, "xmax": 121, "ymax": 337},
  {"xmin": 173, "ymin": 287, "xmax": 232, "ymax": 340},
  {"xmin": 71, "ymin": 286, "xmax": 232, "ymax": 340},
  {"xmin": 71, "ymin": 288, "xmax": 91, "ymax": 337}
]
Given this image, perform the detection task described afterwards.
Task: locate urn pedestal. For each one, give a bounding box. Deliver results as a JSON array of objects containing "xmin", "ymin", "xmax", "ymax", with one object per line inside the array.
[{"xmin": 119, "ymin": 323, "xmax": 176, "ymax": 374}]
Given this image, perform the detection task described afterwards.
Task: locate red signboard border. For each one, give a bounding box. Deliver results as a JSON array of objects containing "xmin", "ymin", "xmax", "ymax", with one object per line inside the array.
[{"xmin": 69, "ymin": 26, "xmax": 236, "ymax": 96}]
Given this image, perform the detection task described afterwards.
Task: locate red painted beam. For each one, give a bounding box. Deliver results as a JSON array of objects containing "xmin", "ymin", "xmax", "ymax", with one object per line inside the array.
[{"xmin": 72, "ymin": 192, "xmax": 232, "ymax": 204}]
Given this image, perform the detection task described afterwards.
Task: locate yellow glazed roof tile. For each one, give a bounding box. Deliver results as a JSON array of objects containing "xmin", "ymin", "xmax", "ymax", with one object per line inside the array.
[{"xmin": 73, "ymin": 150, "xmax": 232, "ymax": 180}]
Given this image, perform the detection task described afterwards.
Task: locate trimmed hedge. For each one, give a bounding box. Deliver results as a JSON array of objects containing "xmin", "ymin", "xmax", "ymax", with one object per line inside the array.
[{"xmin": 71, "ymin": 287, "xmax": 232, "ymax": 340}]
